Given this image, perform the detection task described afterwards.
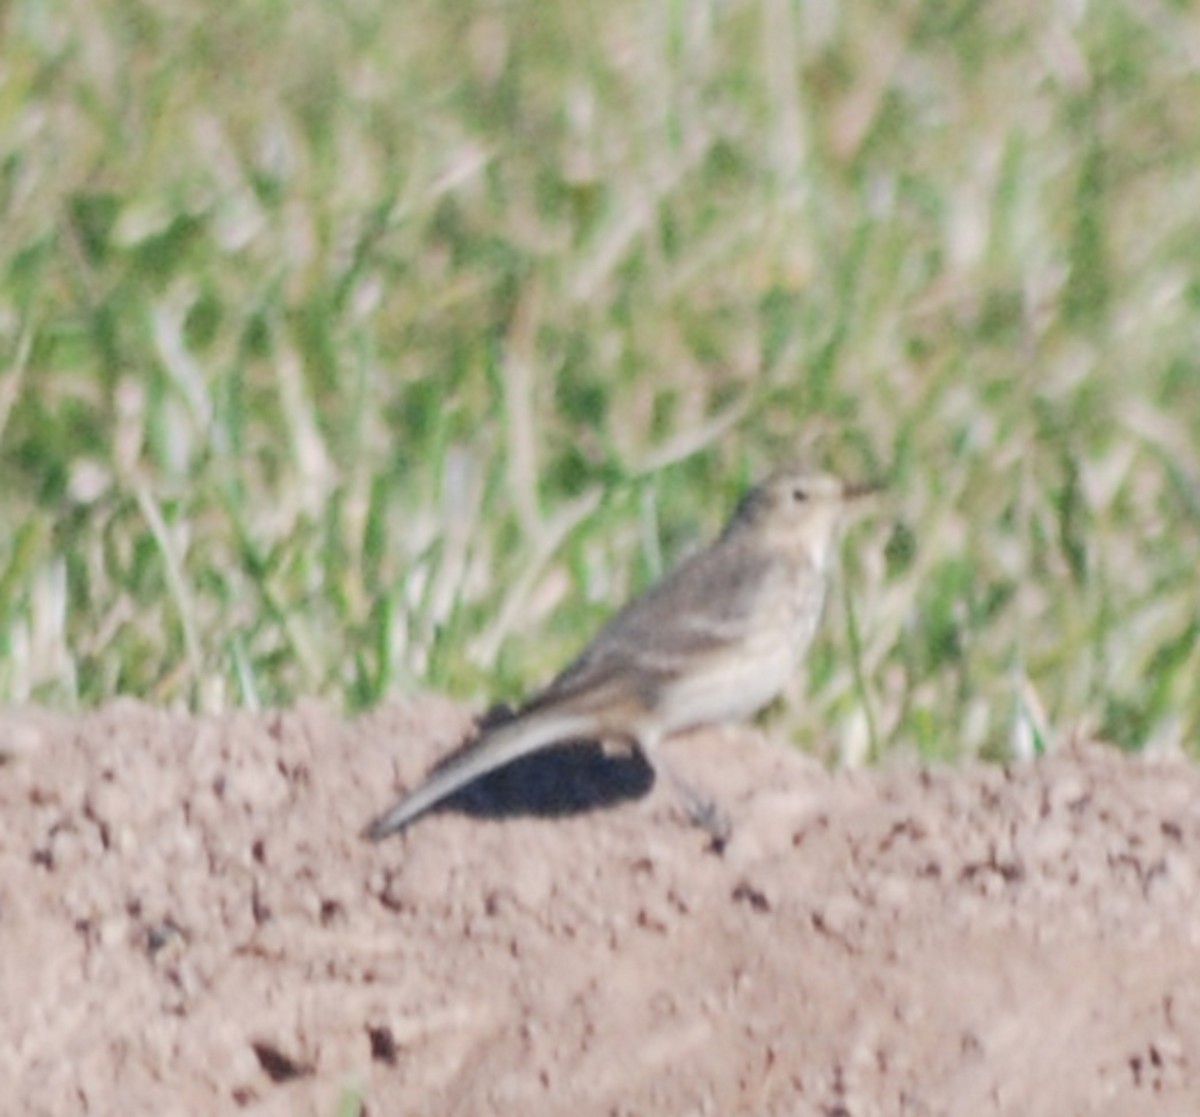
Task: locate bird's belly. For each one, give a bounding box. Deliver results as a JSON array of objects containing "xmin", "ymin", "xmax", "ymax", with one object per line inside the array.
[{"xmin": 655, "ymin": 635, "xmax": 799, "ymax": 734}]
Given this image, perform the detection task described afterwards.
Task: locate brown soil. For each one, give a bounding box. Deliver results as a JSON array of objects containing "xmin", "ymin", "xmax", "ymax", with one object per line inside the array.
[{"xmin": 3, "ymin": 699, "xmax": 1199, "ymax": 1115}]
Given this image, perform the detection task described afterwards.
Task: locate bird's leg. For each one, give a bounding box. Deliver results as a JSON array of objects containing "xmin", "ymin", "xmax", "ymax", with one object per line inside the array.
[
  {"xmin": 637, "ymin": 732, "xmax": 732, "ymax": 852},
  {"xmin": 667, "ymin": 768, "xmax": 732, "ymax": 851}
]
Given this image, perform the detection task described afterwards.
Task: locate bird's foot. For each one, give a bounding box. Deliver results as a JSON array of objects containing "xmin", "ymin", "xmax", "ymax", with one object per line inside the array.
[
  {"xmin": 664, "ymin": 766, "xmax": 731, "ymax": 853},
  {"xmin": 686, "ymin": 796, "xmax": 732, "ymax": 854}
]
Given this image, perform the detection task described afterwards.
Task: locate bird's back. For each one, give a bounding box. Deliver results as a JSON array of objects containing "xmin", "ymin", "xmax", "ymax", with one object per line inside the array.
[{"xmin": 521, "ymin": 528, "xmax": 793, "ymax": 720}]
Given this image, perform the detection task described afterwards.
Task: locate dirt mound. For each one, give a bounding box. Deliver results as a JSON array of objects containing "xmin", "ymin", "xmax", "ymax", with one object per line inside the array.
[{"xmin": 3, "ymin": 700, "xmax": 1199, "ymax": 1115}]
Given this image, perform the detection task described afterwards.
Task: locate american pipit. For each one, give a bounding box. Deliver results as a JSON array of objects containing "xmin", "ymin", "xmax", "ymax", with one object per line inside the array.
[{"xmin": 363, "ymin": 467, "xmax": 875, "ymax": 842}]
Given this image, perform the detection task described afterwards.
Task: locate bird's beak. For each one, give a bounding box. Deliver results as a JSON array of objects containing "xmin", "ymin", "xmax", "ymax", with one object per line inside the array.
[{"xmin": 842, "ymin": 479, "xmax": 885, "ymax": 501}]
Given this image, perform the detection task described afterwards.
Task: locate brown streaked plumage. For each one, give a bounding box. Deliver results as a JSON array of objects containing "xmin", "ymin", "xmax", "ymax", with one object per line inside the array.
[{"xmin": 363, "ymin": 467, "xmax": 876, "ymax": 842}]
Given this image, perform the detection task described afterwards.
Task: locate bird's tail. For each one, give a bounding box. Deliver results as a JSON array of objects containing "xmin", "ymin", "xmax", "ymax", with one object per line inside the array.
[{"xmin": 361, "ymin": 707, "xmax": 598, "ymax": 841}]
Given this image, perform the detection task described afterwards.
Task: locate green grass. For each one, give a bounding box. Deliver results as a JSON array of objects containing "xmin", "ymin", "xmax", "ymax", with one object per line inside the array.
[{"xmin": 1, "ymin": 0, "xmax": 1198, "ymax": 763}]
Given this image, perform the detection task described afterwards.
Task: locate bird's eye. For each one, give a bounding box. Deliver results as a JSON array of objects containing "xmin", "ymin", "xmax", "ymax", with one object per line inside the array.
[{"xmin": 791, "ymin": 487, "xmax": 808, "ymax": 503}]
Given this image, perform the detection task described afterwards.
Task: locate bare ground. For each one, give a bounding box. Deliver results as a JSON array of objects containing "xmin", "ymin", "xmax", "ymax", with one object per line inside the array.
[{"xmin": 3, "ymin": 698, "xmax": 1200, "ymax": 1116}]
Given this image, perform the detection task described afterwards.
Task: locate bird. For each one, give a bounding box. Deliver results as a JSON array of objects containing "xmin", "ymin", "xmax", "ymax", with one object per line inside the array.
[{"xmin": 362, "ymin": 466, "xmax": 877, "ymax": 843}]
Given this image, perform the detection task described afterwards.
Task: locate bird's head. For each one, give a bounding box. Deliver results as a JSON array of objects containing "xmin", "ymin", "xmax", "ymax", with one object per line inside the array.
[{"xmin": 731, "ymin": 466, "xmax": 879, "ymax": 571}]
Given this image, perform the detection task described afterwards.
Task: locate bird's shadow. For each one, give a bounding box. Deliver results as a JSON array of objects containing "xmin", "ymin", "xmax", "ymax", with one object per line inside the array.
[{"xmin": 429, "ymin": 705, "xmax": 656, "ymax": 822}]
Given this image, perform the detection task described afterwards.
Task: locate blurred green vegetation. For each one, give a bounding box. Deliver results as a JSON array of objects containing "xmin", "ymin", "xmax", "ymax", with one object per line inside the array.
[{"xmin": 1, "ymin": 0, "xmax": 1198, "ymax": 763}]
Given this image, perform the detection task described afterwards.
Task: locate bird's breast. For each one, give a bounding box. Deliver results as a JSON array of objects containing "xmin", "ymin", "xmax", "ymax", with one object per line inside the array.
[{"xmin": 782, "ymin": 556, "xmax": 828, "ymax": 659}]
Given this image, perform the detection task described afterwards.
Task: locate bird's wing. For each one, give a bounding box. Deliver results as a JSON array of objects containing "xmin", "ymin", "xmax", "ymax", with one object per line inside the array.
[{"xmin": 523, "ymin": 541, "xmax": 784, "ymax": 715}]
